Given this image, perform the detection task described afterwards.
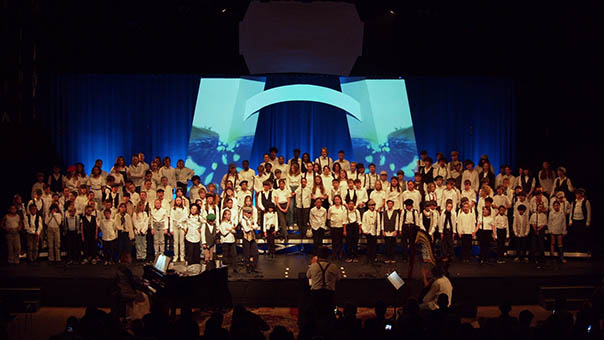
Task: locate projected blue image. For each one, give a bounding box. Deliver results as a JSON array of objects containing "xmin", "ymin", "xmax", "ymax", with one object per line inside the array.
[{"xmin": 186, "ymin": 76, "xmax": 419, "ymax": 186}]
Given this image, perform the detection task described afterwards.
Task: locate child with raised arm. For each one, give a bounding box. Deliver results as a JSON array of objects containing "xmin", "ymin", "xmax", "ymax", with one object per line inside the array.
[{"xmin": 219, "ymin": 210, "xmax": 237, "ymax": 272}]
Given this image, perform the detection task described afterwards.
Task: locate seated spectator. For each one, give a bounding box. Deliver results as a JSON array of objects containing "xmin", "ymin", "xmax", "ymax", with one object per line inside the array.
[
  {"xmin": 269, "ymin": 325, "xmax": 294, "ymax": 340},
  {"xmin": 202, "ymin": 312, "xmax": 230, "ymax": 340},
  {"xmin": 230, "ymin": 305, "xmax": 269, "ymax": 340}
]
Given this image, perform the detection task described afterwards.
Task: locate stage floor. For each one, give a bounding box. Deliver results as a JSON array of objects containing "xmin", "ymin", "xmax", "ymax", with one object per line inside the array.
[{"xmin": 1, "ymin": 254, "xmax": 602, "ymax": 308}]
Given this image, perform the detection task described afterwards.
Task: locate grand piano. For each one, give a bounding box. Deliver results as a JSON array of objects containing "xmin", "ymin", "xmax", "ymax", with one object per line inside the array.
[{"xmin": 143, "ymin": 255, "xmax": 231, "ymax": 311}]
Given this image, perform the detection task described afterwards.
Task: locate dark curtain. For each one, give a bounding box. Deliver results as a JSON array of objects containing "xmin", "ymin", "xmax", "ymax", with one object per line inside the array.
[
  {"xmin": 42, "ymin": 74, "xmax": 200, "ymax": 170},
  {"xmin": 250, "ymin": 74, "xmax": 353, "ymax": 163},
  {"xmin": 406, "ymin": 77, "xmax": 516, "ymax": 171}
]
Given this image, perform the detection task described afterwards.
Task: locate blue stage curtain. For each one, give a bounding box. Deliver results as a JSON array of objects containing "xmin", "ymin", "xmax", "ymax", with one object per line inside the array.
[
  {"xmin": 405, "ymin": 77, "xmax": 516, "ymax": 172},
  {"xmin": 42, "ymin": 74, "xmax": 199, "ymax": 171},
  {"xmin": 250, "ymin": 74, "xmax": 353, "ymax": 163}
]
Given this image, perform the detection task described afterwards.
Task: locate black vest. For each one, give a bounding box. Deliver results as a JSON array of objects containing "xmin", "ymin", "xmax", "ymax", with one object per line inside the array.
[
  {"xmin": 422, "ymin": 212, "xmax": 432, "ymax": 232},
  {"xmin": 261, "ymin": 191, "xmax": 273, "ymax": 210},
  {"xmin": 345, "ymin": 189, "xmax": 357, "ymax": 204},
  {"xmin": 49, "ymin": 174, "xmax": 63, "ymax": 193},
  {"xmin": 421, "ymin": 167, "xmax": 434, "ymax": 184},
  {"xmin": 443, "ymin": 211, "xmax": 453, "ymax": 232},
  {"xmin": 81, "ymin": 215, "xmax": 97, "ymax": 233},
  {"xmin": 382, "ymin": 210, "xmax": 400, "ymax": 232}
]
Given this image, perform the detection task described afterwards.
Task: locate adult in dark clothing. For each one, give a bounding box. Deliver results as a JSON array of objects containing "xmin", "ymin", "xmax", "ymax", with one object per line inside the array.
[
  {"xmin": 230, "ymin": 305, "xmax": 269, "ymax": 340},
  {"xmin": 363, "ymin": 300, "xmax": 388, "ymax": 340},
  {"xmin": 202, "ymin": 312, "xmax": 230, "ymax": 340}
]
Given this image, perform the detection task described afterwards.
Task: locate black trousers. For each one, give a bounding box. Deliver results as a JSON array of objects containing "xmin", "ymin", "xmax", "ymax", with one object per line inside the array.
[
  {"xmin": 530, "ymin": 228, "xmax": 545, "ymax": 263},
  {"xmin": 385, "ymin": 236, "xmax": 396, "ymax": 260},
  {"xmin": 331, "ymin": 228, "xmax": 344, "ymax": 259},
  {"xmin": 345, "ymin": 222, "xmax": 360, "ymax": 259},
  {"xmin": 441, "ymin": 231, "xmax": 454, "ymax": 259},
  {"xmin": 461, "ymin": 234, "xmax": 473, "ymax": 261},
  {"xmin": 186, "ymin": 240, "xmax": 201, "ymax": 265},
  {"xmin": 222, "ymin": 242, "xmax": 236, "ymax": 267},
  {"xmin": 266, "ymin": 227, "xmax": 276, "ymax": 255},
  {"xmin": 496, "ymin": 229, "xmax": 507, "ymax": 260},
  {"xmin": 65, "ymin": 230, "xmax": 81, "ymax": 262},
  {"xmin": 570, "ymin": 219, "xmax": 587, "ymax": 252},
  {"xmin": 515, "ymin": 236, "xmax": 528, "ymax": 258},
  {"xmin": 366, "ymin": 234, "xmax": 377, "ymax": 261},
  {"xmin": 146, "ymin": 231, "xmax": 155, "ymax": 260},
  {"xmin": 83, "ymin": 229, "xmax": 97, "ymax": 259},
  {"xmin": 312, "ymin": 228, "xmax": 325, "ymax": 254},
  {"xmin": 103, "ymin": 239, "xmax": 116, "ymax": 262},
  {"xmin": 401, "ymin": 224, "xmax": 417, "ymax": 260},
  {"xmin": 296, "ymin": 207, "xmax": 310, "ymax": 239},
  {"xmin": 243, "ymin": 239, "xmax": 259, "ymax": 268},
  {"xmin": 478, "ymin": 230, "xmax": 492, "ymax": 261},
  {"xmin": 278, "ymin": 203, "xmax": 289, "ymax": 240}
]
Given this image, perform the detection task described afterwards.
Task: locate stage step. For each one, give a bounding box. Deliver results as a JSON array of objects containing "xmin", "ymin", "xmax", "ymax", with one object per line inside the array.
[
  {"xmin": 538, "ymin": 285, "xmax": 595, "ymax": 310},
  {"xmin": 0, "ymin": 288, "xmax": 41, "ymax": 313}
]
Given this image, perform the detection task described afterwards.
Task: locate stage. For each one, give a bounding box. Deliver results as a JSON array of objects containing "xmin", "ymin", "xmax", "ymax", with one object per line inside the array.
[{"xmin": 1, "ymin": 252, "xmax": 602, "ymax": 310}]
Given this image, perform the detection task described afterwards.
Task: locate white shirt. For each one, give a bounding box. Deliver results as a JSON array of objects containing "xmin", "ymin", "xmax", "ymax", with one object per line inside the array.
[
  {"xmin": 361, "ymin": 209, "xmax": 379, "ymax": 235},
  {"xmin": 189, "ymin": 183, "xmax": 206, "ymax": 203},
  {"xmin": 309, "ymin": 206, "xmax": 327, "ymax": 230},
  {"xmin": 513, "ymin": 211, "xmax": 530, "ymax": 237},
  {"xmin": 236, "ymin": 190, "xmax": 254, "ymax": 208},
  {"xmin": 529, "ymin": 212, "xmax": 548, "ymax": 228},
  {"xmin": 286, "ymin": 173, "xmax": 302, "ymax": 188},
  {"xmin": 401, "ymin": 208, "xmax": 422, "ymax": 228},
  {"xmin": 88, "ymin": 175, "xmax": 106, "ymax": 191},
  {"xmin": 320, "ymin": 174, "xmax": 334, "ymax": 193},
  {"xmin": 100, "ymin": 216, "xmax": 117, "ymax": 241},
  {"xmin": 132, "ymin": 211, "xmax": 149, "ymax": 235},
  {"xmin": 185, "ymin": 214, "xmax": 203, "ymax": 243},
  {"xmin": 380, "ymin": 209, "xmax": 401, "ymax": 236},
  {"xmin": 344, "ymin": 208, "xmax": 361, "ymax": 225},
  {"xmin": 159, "ymin": 166, "xmax": 177, "ymax": 187},
  {"xmin": 263, "ymin": 211, "xmax": 279, "ymax": 232},
  {"xmin": 529, "ymin": 195, "xmax": 549, "ymax": 214},
  {"xmin": 369, "ymin": 190, "xmax": 387, "ymax": 211},
  {"xmin": 334, "ymin": 159, "xmax": 351, "ymax": 172},
  {"xmin": 402, "ymin": 190, "xmax": 422, "ymax": 211},
  {"xmin": 218, "ymin": 221, "xmax": 236, "ymax": 243},
  {"xmin": 440, "ymin": 188, "xmax": 459, "ymax": 210},
  {"xmin": 493, "ymin": 214, "xmax": 509, "ymax": 238},
  {"xmin": 461, "ymin": 189, "xmax": 477, "ymax": 204},
  {"xmin": 434, "ymin": 165, "xmax": 449, "ymax": 180},
  {"xmin": 315, "ymin": 156, "xmax": 333, "ymax": 171},
  {"xmin": 548, "ymin": 210, "xmax": 567, "ymax": 235},
  {"xmin": 295, "ymin": 185, "xmax": 312, "ymax": 208},
  {"xmin": 45, "ymin": 212, "xmax": 63, "ymax": 230},
  {"xmin": 240, "ymin": 213, "xmax": 259, "ymax": 233},
  {"xmin": 238, "ymin": 169, "xmax": 256, "ymax": 189},
  {"xmin": 462, "ymin": 169, "xmax": 480, "ymax": 192},
  {"xmin": 476, "ymin": 214, "xmax": 494, "ymax": 231},
  {"xmin": 365, "ymin": 173, "xmax": 379, "ymax": 190},
  {"xmin": 157, "ymin": 185, "xmax": 173, "ymax": 201},
  {"xmin": 175, "ymin": 167, "xmax": 194, "ymax": 185},
  {"xmin": 128, "ymin": 163, "xmax": 146, "ymax": 187},
  {"xmin": 274, "ymin": 187, "xmax": 292, "ymax": 204},
  {"xmin": 438, "ymin": 210, "xmax": 457, "ymax": 234},
  {"xmin": 571, "ymin": 199, "xmax": 591, "ymax": 226},
  {"xmin": 151, "ymin": 207, "xmax": 169, "ymax": 230},
  {"xmin": 457, "ymin": 210, "xmax": 476, "ymax": 234},
  {"xmin": 355, "ymin": 188, "xmax": 368, "ymax": 208},
  {"xmin": 253, "ymin": 173, "xmax": 270, "ymax": 193},
  {"xmin": 327, "ymin": 205, "xmax": 347, "ymax": 228}
]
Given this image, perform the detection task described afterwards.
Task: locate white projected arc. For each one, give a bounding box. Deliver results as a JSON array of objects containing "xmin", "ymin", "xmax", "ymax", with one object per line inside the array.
[{"xmin": 243, "ymin": 84, "xmax": 362, "ymax": 121}]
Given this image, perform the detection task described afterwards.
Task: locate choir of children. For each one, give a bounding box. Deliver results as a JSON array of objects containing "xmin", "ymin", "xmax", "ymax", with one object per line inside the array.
[{"xmin": 1, "ymin": 149, "xmax": 592, "ymax": 271}]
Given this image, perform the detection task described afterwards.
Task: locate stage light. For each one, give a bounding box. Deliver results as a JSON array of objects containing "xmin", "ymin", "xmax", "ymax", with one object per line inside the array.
[
  {"xmin": 221, "ymin": 8, "xmax": 228, "ymax": 13},
  {"xmin": 388, "ymin": 9, "xmax": 396, "ymax": 15}
]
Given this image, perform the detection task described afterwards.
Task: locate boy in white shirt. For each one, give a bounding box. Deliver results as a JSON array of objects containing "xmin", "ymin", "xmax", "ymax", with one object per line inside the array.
[
  {"xmin": 361, "ymin": 199, "xmax": 380, "ymax": 263},
  {"xmin": 354, "ymin": 179, "xmax": 368, "ymax": 215},
  {"xmin": 365, "ymin": 163, "xmax": 379, "ymax": 196},
  {"xmin": 159, "ymin": 157, "xmax": 177, "ymax": 188},
  {"xmin": 99, "ymin": 208, "xmax": 117, "ymax": 264},
  {"xmin": 308, "ymin": 198, "xmax": 327, "ymax": 254},
  {"xmin": 457, "ymin": 202, "xmax": 476, "ymax": 263},
  {"xmin": 474, "ymin": 206, "xmax": 495, "ymax": 264},
  {"xmin": 150, "ymin": 199, "xmax": 169, "ymax": 254},
  {"xmin": 157, "ymin": 177, "xmax": 174, "ymax": 203},
  {"xmin": 529, "ymin": 204, "xmax": 548, "ymax": 266},
  {"xmin": 440, "ymin": 179, "xmax": 460, "ymax": 211},
  {"xmin": 189, "ymin": 176, "xmax": 206, "ymax": 203},
  {"xmin": 461, "ymin": 180, "xmax": 477, "ymax": 209},
  {"xmin": 513, "ymin": 204, "xmax": 530, "ymax": 262},
  {"xmin": 273, "ymin": 179, "xmax": 293, "ymax": 242},
  {"xmin": 378, "ymin": 171, "xmax": 390, "ymax": 191},
  {"xmin": 263, "ymin": 204, "xmax": 279, "ymax": 258},
  {"xmin": 494, "ymin": 206, "xmax": 509, "ymax": 263},
  {"xmin": 127, "ymin": 154, "xmax": 146, "ymax": 190},
  {"xmin": 493, "ymin": 185, "xmax": 511, "ymax": 214},
  {"xmin": 218, "ymin": 210, "xmax": 237, "ymax": 273},
  {"xmin": 295, "ymin": 177, "xmax": 312, "ymax": 247},
  {"xmin": 25, "ymin": 204, "xmax": 43, "ymax": 263}
]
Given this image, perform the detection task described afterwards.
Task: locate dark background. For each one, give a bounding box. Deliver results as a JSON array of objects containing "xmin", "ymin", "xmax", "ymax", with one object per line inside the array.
[{"xmin": 2, "ymin": 0, "xmax": 602, "ymax": 251}]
